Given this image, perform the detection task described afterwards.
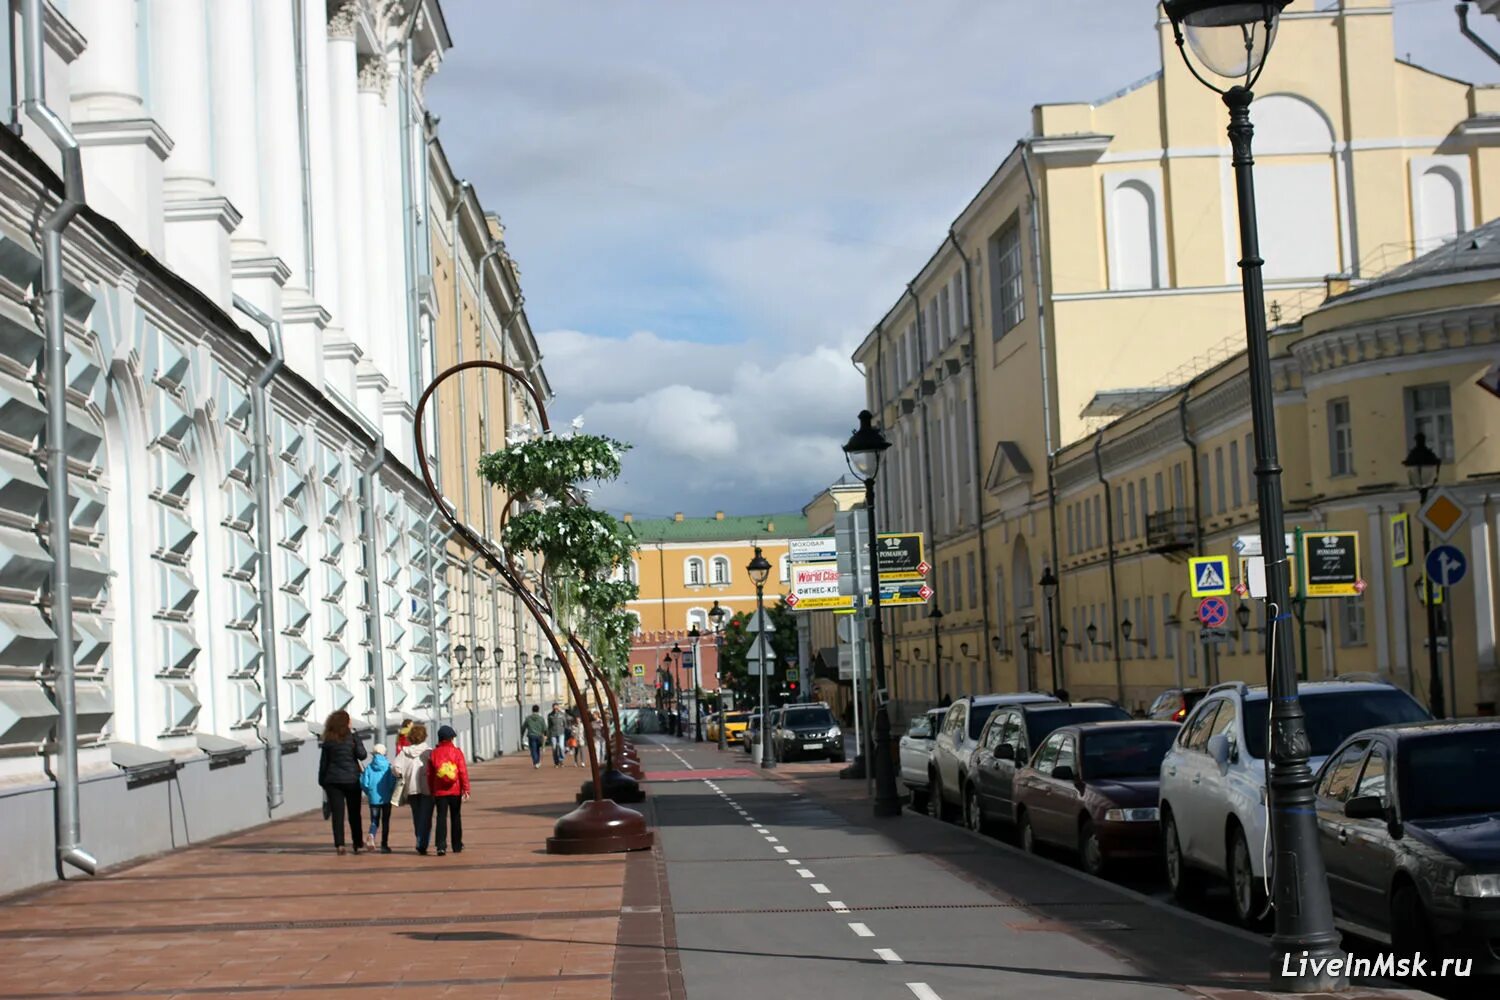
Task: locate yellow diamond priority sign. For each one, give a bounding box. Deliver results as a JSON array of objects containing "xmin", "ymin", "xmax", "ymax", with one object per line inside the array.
[{"xmin": 1417, "ymin": 488, "xmax": 1468, "ymax": 541}]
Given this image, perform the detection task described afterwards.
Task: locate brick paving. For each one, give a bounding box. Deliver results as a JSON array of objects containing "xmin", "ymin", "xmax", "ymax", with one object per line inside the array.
[{"xmin": 0, "ymin": 753, "xmax": 670, "ymax": 999}]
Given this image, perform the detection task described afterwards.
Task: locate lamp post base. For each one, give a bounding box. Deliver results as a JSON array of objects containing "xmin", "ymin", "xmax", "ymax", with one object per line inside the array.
[
  {"xmin": 839, "ymin": 754, "xmax": 866, "ymax": 780},
  {"xmin": 546, "ymin": 800, "xmax": 653, "ymax": 854}
]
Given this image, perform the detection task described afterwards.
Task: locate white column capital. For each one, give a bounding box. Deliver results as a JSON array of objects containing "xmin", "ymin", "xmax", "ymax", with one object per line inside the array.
[{"xmin": 328, "ymin": 1, "xmax": 361, "ymax": 40}]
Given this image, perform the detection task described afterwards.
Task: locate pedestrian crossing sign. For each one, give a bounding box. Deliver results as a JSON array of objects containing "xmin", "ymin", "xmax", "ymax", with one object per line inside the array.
[{"xmin": 1188, "ymin": 555, "xmax": 1232, "ymax": 597}]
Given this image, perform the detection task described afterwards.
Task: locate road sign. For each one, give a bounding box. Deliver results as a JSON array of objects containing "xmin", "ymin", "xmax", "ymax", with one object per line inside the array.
[
  {"xmin": 1390, "ymin": 513, "xmax": 1411, "ymax": 568},
  {"xmin": 785, "ymin": 668, "xmax": 797, "ymax": 683},
  {"xmin": 875, "ymin": 533, "xmax": 926, "ymax": 581},
  {"xmin": 1418, "ymin": 489, "xmax": 1468, "ymax": 540},
  {"xmin": 744, "ymin": 609, "xmax": 776, "ymax": 633},
  {"xmin": 631, "ymin": 664, "xmax": 645, "ymax": 677},
  {"xmin": 1301, "ymin": 531, "xmax": 1361, "ymax": 597},
  {"xmin": 1198, "ymin": 597, "xmax": 1229, "ymax": 628},
  {"xmin": 1189, "ymin": 555, "xmax": 1232, "ymax": 597},
  {"xmin": 1200, "ymin": 628, "xmax": 1230, "ymax": 645},
  {"xmin": 1425, "ymin": 544, "xmax": 1467, "ymax": 587},
  {"xmin": 788, "ymin": 562, "xmax": 852, "ymax": 612},
  {"xmin": 872, "ymin": 580, "xmax": 933, "ymax": 606},
  {"xmin": 1416, "ymin": 575, "xmax": 1444, "ymax": 606},
  {"xmin": 746, "ymin": 634, "xmax": 774, "ymax": 674},
  {"xmin": 789, "ymin": 537, "xmax": 838, "ymax": 563},
  {"xmin": 1232, "ymin": 533, "xmax": 1293, "ymax": 558}
]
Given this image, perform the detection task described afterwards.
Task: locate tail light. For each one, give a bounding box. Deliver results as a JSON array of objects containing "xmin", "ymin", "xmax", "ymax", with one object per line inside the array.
[{"xmin": 1173, "ymin": 705, "xmax": 1187, "ymax": 721}]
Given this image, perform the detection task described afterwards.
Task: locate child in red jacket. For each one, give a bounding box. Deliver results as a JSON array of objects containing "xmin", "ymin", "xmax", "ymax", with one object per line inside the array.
[{"xmin": 426, "ymin": 725, "xmax": 470, "ymax": 856}]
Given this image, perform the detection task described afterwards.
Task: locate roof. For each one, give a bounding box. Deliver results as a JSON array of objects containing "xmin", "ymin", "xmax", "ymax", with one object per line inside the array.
[
  {"xmin": 1362, "ymin": 719, "xmax": 1500, "ymax": 738},
  {"xmin": 1331, "ymin": 217, "xmax": 1500, "ymax": 305},
  {"xmin": 968, "ymin": 693, "xmax": 1058, "ymax": 706},
  {"xmin": 624, "ymin": 512, "xmax": 809, "ymax": 544}
]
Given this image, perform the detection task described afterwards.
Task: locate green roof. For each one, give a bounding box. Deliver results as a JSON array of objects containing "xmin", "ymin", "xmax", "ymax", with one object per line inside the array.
[{"xmin": 623, "ymin": 512, "xmax": 808, "ymax": 543}]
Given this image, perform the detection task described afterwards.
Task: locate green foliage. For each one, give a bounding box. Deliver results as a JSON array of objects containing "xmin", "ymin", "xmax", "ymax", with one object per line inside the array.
[
  {"xmin": 478, "ymin": 433, "xmax": 627, "ymax": 501},
  {"xmin": 716, "ymin": 597, "xmax": 798, "ymax": 707},
  {"xmin": 501, "ymin": 506, "xmax": 636, "ymax": 580}
]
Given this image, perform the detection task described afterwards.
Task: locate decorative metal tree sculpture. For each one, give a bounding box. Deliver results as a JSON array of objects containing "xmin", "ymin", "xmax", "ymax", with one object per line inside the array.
[{"xmin": 414, "ymin": 360, "xmax": 651, "ymax": 854}]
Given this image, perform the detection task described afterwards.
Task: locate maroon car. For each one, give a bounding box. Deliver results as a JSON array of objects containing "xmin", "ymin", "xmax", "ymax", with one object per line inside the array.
[{"xmin": 1014, "ymin": 720, "xmax": 1180, "ymax": 876}]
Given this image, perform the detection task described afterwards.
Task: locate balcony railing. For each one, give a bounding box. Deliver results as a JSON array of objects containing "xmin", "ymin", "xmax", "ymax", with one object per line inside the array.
[{"xmin": 1146, "ymin": 509, "xmax": 1196, "ymax": 553}]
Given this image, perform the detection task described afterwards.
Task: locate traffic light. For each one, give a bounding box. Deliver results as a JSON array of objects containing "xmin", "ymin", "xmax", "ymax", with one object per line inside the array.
[{"xmin": 787, "ymin": 680, "xmax": 799, "ymax": 697}]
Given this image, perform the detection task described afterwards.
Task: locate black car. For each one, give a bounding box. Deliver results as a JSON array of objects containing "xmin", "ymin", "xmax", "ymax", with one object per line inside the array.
[
  {"xmin": 1313, "ymin": 719, "xmax": 1500, "ymax": 974},
  {"xmin": 771, "ymin": 703, "xmax": 845, "ymax": 762},
  {"xmin": 964, "ymin": 702, "xmax": 1132, "ymax": 833}
]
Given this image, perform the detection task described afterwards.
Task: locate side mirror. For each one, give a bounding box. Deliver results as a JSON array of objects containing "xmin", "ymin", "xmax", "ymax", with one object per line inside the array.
[
  {"xmin": 1207, "ymin": 733, "xmax": 1234, "ymax": 769},
  {"xmin": 1344, "ymin": 795, "xmax": 1385, "ymax": 821},
  {"xmin": 995, "ymin": 744, "xmax": 1016, "ymax": 761},
  {"xmin": 1052, "ymin": 764, "xmax": 1075, "ymax": 782}
]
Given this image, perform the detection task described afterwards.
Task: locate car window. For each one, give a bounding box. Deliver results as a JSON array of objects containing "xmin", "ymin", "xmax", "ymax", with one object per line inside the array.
[
  {"xmin": 1081, "ymin": 726, "xmax": 1179, "ymax": 780},
  {"xmin": 1181, "ymin": 700, "xmax": 1222, "ymax": 751},
  {"xmin": 946, "ymin": 704, "xmax": 967, "ymax": 738},
  {"xmin": 1053, "ymin": 736, "xmax": 1076, "ymax": 776},
  {"xmin": 1355, "ymin": 743, "xmax": 1388, "ymax": 806},
  {"xmin": 969, "ymin": 703, "xmax": 1001, "ymax": 740},
  {"xmin": 1033, "ymin": 733, "xmax": 1064, "ymax": 775},
  {"xmin": 1025, "ymin": 706, "xmax": 1131, "ymax": 751},
  {"xmin": 998, "ymin": 712, "xmax": 1023, "ymax": 754},
  {"xmin": 1242, "ymin": 689, "xmax": 1429, "ymax": 759},
  {"xmin": 1148, "ymin": 691, "xmax": 1174, "ymax": 716},
  {"xmin": 1208, "ymin": 699, "xmax": 1237, "ymax": 742},
  {"xmin": 907, "ymin": 716, "xmax": 933, "ymax": 739},
  {"xmin": 1399, "ymin": 728, "xmax": 1500, "ymax": 819},
  {"xmin": 782, "ymin": 707, "xmax": 835, "ymax": 728},
  {"xmin": 1317, "ymin": 740, "xmax": 1369, "ymax": 802}
]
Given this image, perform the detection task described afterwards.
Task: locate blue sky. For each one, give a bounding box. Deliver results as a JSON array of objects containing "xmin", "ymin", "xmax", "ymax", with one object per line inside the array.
[{"xmin": 426, "ymin": 0, "xmax": 1497, "ymax": 517}]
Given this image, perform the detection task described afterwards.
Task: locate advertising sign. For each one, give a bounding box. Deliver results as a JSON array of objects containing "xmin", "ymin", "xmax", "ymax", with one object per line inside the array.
[
  {"xmin": 869, "ymin": 581, "xmax": 934, "ymax": 607},
  {"xmin": 788, "ymin": 562, "xmax": 853, "ymax": 612},
  {"xmin": 789, "ymin": 537, "xmax": 838, "ymax": 563},
  {"xmin": 1390, "ymin": 513, "xmax": 1411, "ymax": 568},
  {"xmin": 1301, "ymin": 531, "xmax": 1361, "ymax": 597},
  {"xmin": 875, "ymin": 533, "xmax": 927, "ymax": 581}
]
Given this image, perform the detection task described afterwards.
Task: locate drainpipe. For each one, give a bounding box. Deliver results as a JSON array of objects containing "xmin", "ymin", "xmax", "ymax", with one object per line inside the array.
[
  {"xmin": 422, "ymin": 507, "xmax": 439, "ymax": 741},
  {"xmin": 464, "ymin": 550, "xmax": 481, "ymax": 759},
  {"xmin": 1093, "ymin": 436, "xmax": 1125, "ymax": 703},
  {"xmin": 398, "ymin": 4, "xmax": 423, "ymax": 406},
  {"xmin": 1458, "ymin": 3, "xmax": 1500, "ymax": 66},
  {"xmin": 1019, "ymin": 145, "xmax": 1064, "ymax": 678},
  {"xmin": 1178, "ymin": 380, "xmax": 1210, "ymax": 682},
  {"xmin": 947, "ymin": 228, "xmax": 993, "ymax": 689},
  {"xmin": 235, "ymin": 295, "xmax": 286, "ymax": 811},
  {"xmin": 907, "ymin": 284, "xmax": 942, "ymax": 698},
  {"xmin": 360, "ymin": 441, "xmax": 389, "ymax": 745},
  {"xmin": 291, "ymin": 0, "xmax": 314, "ymax": 297},
  {"xmin": 23, "ymin": 0, "xmax": 95, "ymax": 879}
]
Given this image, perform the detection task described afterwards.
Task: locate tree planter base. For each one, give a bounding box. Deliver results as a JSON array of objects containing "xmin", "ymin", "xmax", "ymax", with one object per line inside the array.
[
  {"xmin": 547, "ymin": 799, "xmax": 653, "ymax": 854},
  {"xmin": 578, "ymin": 767, "xmax": 646, "ymax": 804},
  {"xmin": 617, "ymin": 756, "xmax": 645, "ymax": 780}
]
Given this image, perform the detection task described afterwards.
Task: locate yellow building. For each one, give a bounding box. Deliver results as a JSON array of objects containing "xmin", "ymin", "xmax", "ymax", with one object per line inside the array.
[{"xmin": 849, "ymin": 1, "xmax": 1500, "ymax": 718}]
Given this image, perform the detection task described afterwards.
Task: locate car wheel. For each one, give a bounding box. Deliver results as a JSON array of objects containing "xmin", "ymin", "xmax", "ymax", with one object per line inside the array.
[
  {"xmin": 1164, "ymin": 811, "xmax": 1204, "ymax": 904},
  {"xmin": 1018, "ymin": 810, "xmax": 1037, "ymax": 854},
  {"xmin": 1079, "ymin": 818, "xmax": 1106, "ymax": 877},
  {"xmin": 1228, "ymin": 825, "xmax": 1267, "ymax": 928},
  {"xmin": 1391, "ymin": 883, "xmax": 1437, "ymax": 965},
  {"xmin": 965, "ymin": 785, "xmax": 985, "ymax": 834},
  {"xmin": 929, "ymin": 771, "xmax": 949, "ymax": 820}
]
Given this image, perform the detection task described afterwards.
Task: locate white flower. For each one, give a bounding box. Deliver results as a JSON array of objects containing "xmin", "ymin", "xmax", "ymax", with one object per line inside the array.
[{"xmin": 570, "ymin": 415, "xmax": 585, "ymax": 432}]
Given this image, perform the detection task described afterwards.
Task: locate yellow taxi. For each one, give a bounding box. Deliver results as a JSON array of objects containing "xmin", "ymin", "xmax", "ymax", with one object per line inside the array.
[{"xmin": 707, "ymin": 711, "xmax": 752, "ymax": 743}]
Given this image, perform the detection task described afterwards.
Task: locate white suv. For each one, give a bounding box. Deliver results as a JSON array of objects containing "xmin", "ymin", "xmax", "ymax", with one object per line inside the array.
[{"xmin": 1158, "ymin": 678, "xmax": 1428, "ymax": 926}]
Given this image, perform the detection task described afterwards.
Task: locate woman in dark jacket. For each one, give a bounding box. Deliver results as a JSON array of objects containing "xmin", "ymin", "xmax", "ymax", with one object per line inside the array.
[{"xmin": 318, "ymin": 709, "xmax": 367, "ymax": 854}]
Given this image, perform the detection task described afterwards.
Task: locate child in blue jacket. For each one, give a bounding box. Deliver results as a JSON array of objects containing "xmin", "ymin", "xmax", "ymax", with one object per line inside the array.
[{"xmin": 360, "ymin": 743, "xmax": 398, "ymax": 853}]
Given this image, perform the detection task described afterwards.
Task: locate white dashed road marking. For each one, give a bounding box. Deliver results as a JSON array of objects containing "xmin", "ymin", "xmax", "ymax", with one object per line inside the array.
[
  {"xmin": 774, "ymin": 846, "xmax": 788, "ymax": 853},
  {"xmin": 874, "ymin": 948, "xmax": 903, "ymax": 964},
  {"xmin": 811, "ymin": 884, "xmax": 831, "ymax": 894},
  {"xmin": 905, "ymin": 985, "xmax": 942, "ymax": 1000},
  {"xmin": 828, "ymin": 901, "xmax": 848, "ymax": 912},
  {"xmin": 848, "ymin": 923, "xmax": 874, "ymax": 938},
  {"xmin": 796, "ymin": 869, "xmax": 814, "ymax": 878}
]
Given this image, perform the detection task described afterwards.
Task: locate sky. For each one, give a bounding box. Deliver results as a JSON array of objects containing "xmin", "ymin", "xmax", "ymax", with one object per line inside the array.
[{"xmin": 425, "ymin": 0, "xmax": 1496, "ymax": 519}]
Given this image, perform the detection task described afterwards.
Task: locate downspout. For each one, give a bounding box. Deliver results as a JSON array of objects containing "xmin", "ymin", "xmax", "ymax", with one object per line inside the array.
[
  {"xmin": 422, "ymin": 508, "xmax": 439, "ymax": 741},
  {"xmin": 947, "ymin": 228, "xmax": 993, "ymax": 689},
  {"xmin": 398, "ymin": 5, "xmax": 423, "ymax": 406},
  {"xmin": 1019, "ymin": 145, "xmax": 1064, "ymax": 679},
  {"xmin": 360, "ymin": 442, "xmax": 389, "ymax": 745},
  {"xmin": 23, "ymin": 0, "xmax": 95, "ymax": 878},
  {"xmin": 1093, "ymin": 436, "xmax": 1125, "ymax": 703},
  {"xmin": 907, "ymin": 284, "xmax": 941, "ymax": 699},
  {"xmin": 291, "ymin": 0, "xmax": 314, "ymax": 297},
  {"xmin": 463, "ymin": 550, "xmax": 481, "ymax": 758},
  {"xmin": 1458, "ymin": 3, "xmax": 1500, "ymax": 66},
  {"xmin": 235, "ymin": 295, "xmax": 286, "ymax": 812},
  {"xmin": 1179, "ymin": 385, "xmax": 1208, "ymax": 683}
]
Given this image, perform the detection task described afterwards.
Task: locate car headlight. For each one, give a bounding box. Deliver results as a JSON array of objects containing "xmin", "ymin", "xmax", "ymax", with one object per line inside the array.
[
  {"xmin": 1454, "ymin": 874, "xmax": 1500, "ymax": 898},
  {"xmin": 1103, "ymin": 807, "xmax": 1160, "ymax": 822},
  {"xmin": 828, "ymin": 726, "xmax": 841, "ymax": 739}
]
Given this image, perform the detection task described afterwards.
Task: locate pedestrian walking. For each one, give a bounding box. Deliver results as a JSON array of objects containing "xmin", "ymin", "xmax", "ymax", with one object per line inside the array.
[
  {"xmin": 360, "ymin": 742, "xmax": 397, "ymax": 853},
  {"xmin": 317, "ymin": 709, "xmax": 367, "ymax": 855},
  {"xmin": 547, "ymin": 702, "xmax": 569, "ymax": 766},
  {"xmin": 393, "ymin": 722, "xmax": 434, "ymax": 854},
  {"xmin": 522, "ymin": 705, "xmax": 547, "ymax": 767},
  {"xmin": 569, "ymin": 713, "xmax": 585, "ymax": 767},
  {"xmin": 427, "ymin": 725, "xmax": 470, "ymax": 856}
]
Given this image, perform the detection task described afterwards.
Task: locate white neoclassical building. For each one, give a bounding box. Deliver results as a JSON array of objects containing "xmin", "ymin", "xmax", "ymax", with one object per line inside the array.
[{"xmin": 0, "ymin": 0, "xmax": 549, "ymax": 894}]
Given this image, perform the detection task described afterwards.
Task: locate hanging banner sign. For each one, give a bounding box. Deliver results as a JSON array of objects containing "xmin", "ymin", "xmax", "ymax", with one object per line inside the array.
[
  {"xmin": 1390, "ymin": 513, "xmax": 1411, "ymax": 569},
  {"xmin": 1301, "ymin": 531, "xmax": 1361, "ymax": 597},
  {"xmin": 875, "ymin": 533, "xmax": 927, "ymax": 581},
  {"xmin": 788, "ymin": 562, "xmax": 854, "ymax": 612}
]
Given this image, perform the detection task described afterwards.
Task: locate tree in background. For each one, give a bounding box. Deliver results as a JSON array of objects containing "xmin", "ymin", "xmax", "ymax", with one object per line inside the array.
[{"xmin": 716, "ymin": 596, "xmax": 798, "ymax": 708}]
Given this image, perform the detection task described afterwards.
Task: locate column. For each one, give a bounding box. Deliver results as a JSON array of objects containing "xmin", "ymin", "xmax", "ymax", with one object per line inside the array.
[
  {"xmin": 210, "ymin": 0, "xmax": 266, "ymax": 256},
  {"xmin": 355, "ymin": 53, "xmax": 392, "ymax": 425},
  {"xmin": 308, "ymin": 0, "xmax": 351, "ymax": 396},
  {"xmin": 1366, "ymin": 508, "xmax": 1391, "ymax": 675},
  {"xmin": 152, "ymin": 0, "xmax": 236, "ymax": 309},
  {"xmin": 325, "ymin": 2, "xmax": 366, "ymax": 395},
  {"xmin": 1472, "ymin": 508, "xmax": 1497, "ymax": 710}
]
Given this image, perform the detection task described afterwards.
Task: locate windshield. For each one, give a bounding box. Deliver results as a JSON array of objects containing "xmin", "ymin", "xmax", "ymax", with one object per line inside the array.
[
  {"xmin": 782, "ymin": 707, "xmax": 835, "ymax": 729},
  {"xmin": 907, "ymin": 717, "xmax": 934, "ymax": 738},
  {"xmin": 1399, "ymin": 729, "xmax": 1500, "ymax": 819},
  {"xmin": 1242, "ymin": 689, "xmax": 1429, "ymax": 760},
  {"xmin": 725, "ymin": 713, "xmax": 750, "ymax": 724},
  {"xmin": 1082, "ymin": 727, "xmax": 1178, "ymax": 780},
  {"xmin": 969, "ymin": 704, "xmax": 999, "ymax": 739},
  {"xmin": 1026, "ymin": 705, "xmax": 1130, "ymax": 747}
]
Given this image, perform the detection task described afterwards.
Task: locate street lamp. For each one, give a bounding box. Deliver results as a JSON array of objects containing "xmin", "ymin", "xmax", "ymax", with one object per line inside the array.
[
  {"xmin": 1162, "ymin": 2, "xmax": 1339, "ymax": 989},
  {"xmin": 688, "ymin": 625, "xmax": 704, "ymax": 742},
  {"xmin": 843, "ymin": 409, "xmax": 900, "ymax": 817},
  {"xmin": 1404, "ymin": 432, "xmax": 1445, "ymax": 718},
  {"xmin": 747, "ymin": 546, "xmax": 774, "ymax": 769},
  {"xmin": 927, "ymin": 602, "xmax": 944, "ymax": 701},
  {"xmin": 1084, "ymin": 622, "xmax": 1111, "ymax": 649},
  {"xmin": 1120, "ymin": 619, "xmax": 1148, "ymax": 649},
  {"xmin": 1236, "ymin": 602, "xmax": 1252, "ymax": 634},
  {"xmin": 1038, "ymin": 567, "xmax": 1060, "ymax": 692},
  {"xmin": 709, "ymin": 601, "xmax": 729, "ymax": 751}
]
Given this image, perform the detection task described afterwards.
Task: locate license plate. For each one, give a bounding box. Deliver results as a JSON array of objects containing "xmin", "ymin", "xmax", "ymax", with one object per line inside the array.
[{"xmin": 802, "ymin": 743, "xmax": 821, "ymax": 750}]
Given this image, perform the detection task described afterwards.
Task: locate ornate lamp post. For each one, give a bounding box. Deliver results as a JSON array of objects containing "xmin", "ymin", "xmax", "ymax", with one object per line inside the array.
[
  {"xmin": 1038, "ymin": 567, "xmax": 1060, "ymax": 693},
  {"xmin": 1161, "ymin": 2, "xmax": 1339, "ymax": 988},
  {"xmin": 1403, "ymin": 432, "xmax": 1444, "ymax": 717},
  {"xmin": 710, "ymin": 600, "xmax": 729, "ymax": 751},
  {"xmin": 843, "ymin": 410, "xmax": 901, "ymax": 818},
  {"xmin": 688, "ymin": 625, "xmax": 704, "ymax": 741},
  {"xmin": 747, "ymin": 547, "xmax": 773, "ymax": 768}
]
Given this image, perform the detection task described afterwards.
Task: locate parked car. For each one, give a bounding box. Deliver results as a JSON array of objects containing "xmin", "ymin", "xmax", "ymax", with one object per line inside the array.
[
  {"xmin": 929, "ymin": 693, "xmax": 1058, "ymax": 821},
  {"xmin": 899, "ymin": 708, "xmax": 948, "ymax": 810},
  {"xmin": 708, "ymin": 711, "xmax": 751, "ymax": 743},
  {"xmin": 1159, "ymin": 678, "xmax": 1430, "ymax": 927},
  {"xmin": 771, "ymin": 703, "xmax": 845, "ymax": 762},
  {"xmin": 1313, "ymin": 719, "xmax": 1500, "ymax": 973},
  {"xmin": 742, "ymin": 713, "xmax": 764, "ymax": 755},
  {"xmin": 965, "ymin": 702, "xmax": 1132, "ymax": 832},
  {"xmin": 1148, "ymin": 687, "xmax": 1209, "ymax": 722},
  {"xmin": 1012, "ymin": 720, "xmax": 1180, "ymax": 875}
]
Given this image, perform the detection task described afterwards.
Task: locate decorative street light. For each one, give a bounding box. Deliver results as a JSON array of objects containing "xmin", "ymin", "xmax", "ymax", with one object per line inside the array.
[
  {"xmin": 688, "ymin": 625, "xmax": 704, "ymax": 742},
  {"xmin": 927, "ymin": 602, "xmax": 944, "ymax": 700},
  {"xmin": 1120, "ymin": 619, "xmax": 1148, "ymax": 649},
  {"xmin": 1161, "ymin": 2, "xmax": 1339, "ymax": 989},
  {"xmin": 1236, "ymin": 602, "xmax": 1253, "ymax": 634},
  {"xmin": 747, "ymin": 546, "xmax": 774, "ymax": 769},
  {"xmin": 1084, "ymin": 622, "xmax": 1111, "ymax": 649},
  {"xmin": 1404, "ymin": 431, "xmax": 1445, "ymax": 718},
  {"xmin": 709, "ymin": 600, "xmax": 729, "ymax": 751},
  {"xmin": 1038, "ymin": 567, "xmax": 1060, "ymax": 692},
  {"xmin": 842, "ymin": 409, "xmax": 900, "ymax": 817}
]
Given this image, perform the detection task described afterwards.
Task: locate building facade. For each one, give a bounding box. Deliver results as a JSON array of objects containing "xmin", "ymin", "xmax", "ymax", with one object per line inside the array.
[
  {"xmin": 849, "ymin": 1, "xmax": 1500, "ymax": 720},
  {"xmin": 0, "ymin": 0, "xmax": 547, "ymax": 895}
]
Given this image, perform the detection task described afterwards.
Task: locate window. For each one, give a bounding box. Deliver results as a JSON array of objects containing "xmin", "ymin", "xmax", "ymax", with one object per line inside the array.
[
  {"xmin": 1181, "ymin": 700, "xmax": 1222, "ymax": 751},
  {"xmin": 1328, "ymin": 397, "xmax": 1353, "ymax": 476},
  {"xmin": 685, "ymin": 557, "xmax": 705, "ymax": 586},
  {"xmin": 1146, "ymin": 595, "xmax": 1157, "ymax": 658},
  {"xmin": 1052, "ymin": 735, "xmax": 1077, "ymax": 777},
  {"xmin": 710, "ymin": 556, "xmax": 731, "ymax": 585},
  {"xmin": 1198, "ymin": 453, "xmax": 1210, "ymax": 513},
  {"xmin": 1208, "ymin": 698, "xmax": 1237, "ymax": 743},
  {"xmin": 1092, "ymin": 495, "xmax": 1102, "ymax": 549},
  {"xmin": 990, "ymin": 222, "xmax": 1025, "ymax": 338},
  {"xmin": 938, "ymin": 286, "xmax": 952, "ymax": 346},
  {"xmin": 1214, "ymin": 448, "xmax": 1226, "ymax": 515},
  {"xmin": 1033, "ymin": 732, "xmax": 1065, "ymax": 773},
  {"xmin": 1355, "ymin": 743, "xmax": 1389, "ymax": 805},
  {"xmin": 1114, "ymin": 485, "xmax": 1124, "ymax": 537},
  {"xmin": 1229, "ymin": 439, "xmax": 1242, "ymax": 507},
  {"xmin": 1405, "ymin": 383, "xmax": 1454, "ymax": 462},
  {"xmin": 779, "ymin": 554, "xmax": 790, "ymax": 583},
  {"xmin": 1139, "ymin": 476, "xmax": 1149, "ymax": 522},
  {"xmin": 1067, "ymin": 505, "xmax": 1077, "ymax": 555},
  {"xmin": 1173, "ymin": 463, "xmax": 1186, "ymax": 509},
  {"xmin": 1126, "ymin": 481, "xmax": 1138, "ymax": 539},
  {"xmin": 1154, "ymin": 472, "xmax": 1165, "ymax": 513},
  {"xmin": 1244, "ymin": 433, "xmax": 1254, "ymax": 495},
  {"xmin": 1338, "ymin": 596, "xmax": 1366, "ymax": 647},
  {"xmin": 1106, "ymin": 175, "xmax": 1163, "ymax": 291},
  {"xmin": 687, "ymin": 607, "xmax": 708, "ymax": 632},
  {"xmin": 967, "ymin": 553, "xmax": 977, "ymax": 611},
  {"xmin": 1317, "ymin": 740, "xmax": 1369, "ymax": 802}
]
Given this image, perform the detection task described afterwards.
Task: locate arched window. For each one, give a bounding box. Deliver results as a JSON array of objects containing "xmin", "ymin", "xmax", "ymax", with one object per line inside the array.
[
  {"xmin": 779, "ymin": 554, "xmax": 790, "ymax": 583},
  {"xmin": 685, "ymin": 557, "xmax": 705, "ymax": 586},
  {"xmin": 1246, "ymin": 94, "xmax": 1340, "ymax": 281},
  {"xmin": 710, "ymin": 555, "xmax": 731, "ymax": 585},
  {"xmin": 1413, "ymin": 159, "xmax": 1470, "ymax": 251},
  {"xmin": 687, "ymin": 607, "xmax": 709, "ymax": 632},
  {"xmin": 1105, "ymin": 173, "xmax": 1164, "ymax": 291},
  {"xmin": 626, "ymin": 559, "xmax": 639, "ymax": 584}
]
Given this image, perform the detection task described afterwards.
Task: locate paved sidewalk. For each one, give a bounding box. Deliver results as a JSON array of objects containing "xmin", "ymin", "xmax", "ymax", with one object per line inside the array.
[{"xmin": 0, "ymin": 753, "xmax": 671, "ymax": 1000}]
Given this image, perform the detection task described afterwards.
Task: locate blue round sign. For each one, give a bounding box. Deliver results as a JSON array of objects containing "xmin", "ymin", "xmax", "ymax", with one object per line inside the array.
[
  {"xmin": 1425, "ymin": 545, "xmax": 1468, "ymax": 588},
  {"xmin": 1198, "ymin": 597, "xmax": 1229, "ymax": 628}
]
